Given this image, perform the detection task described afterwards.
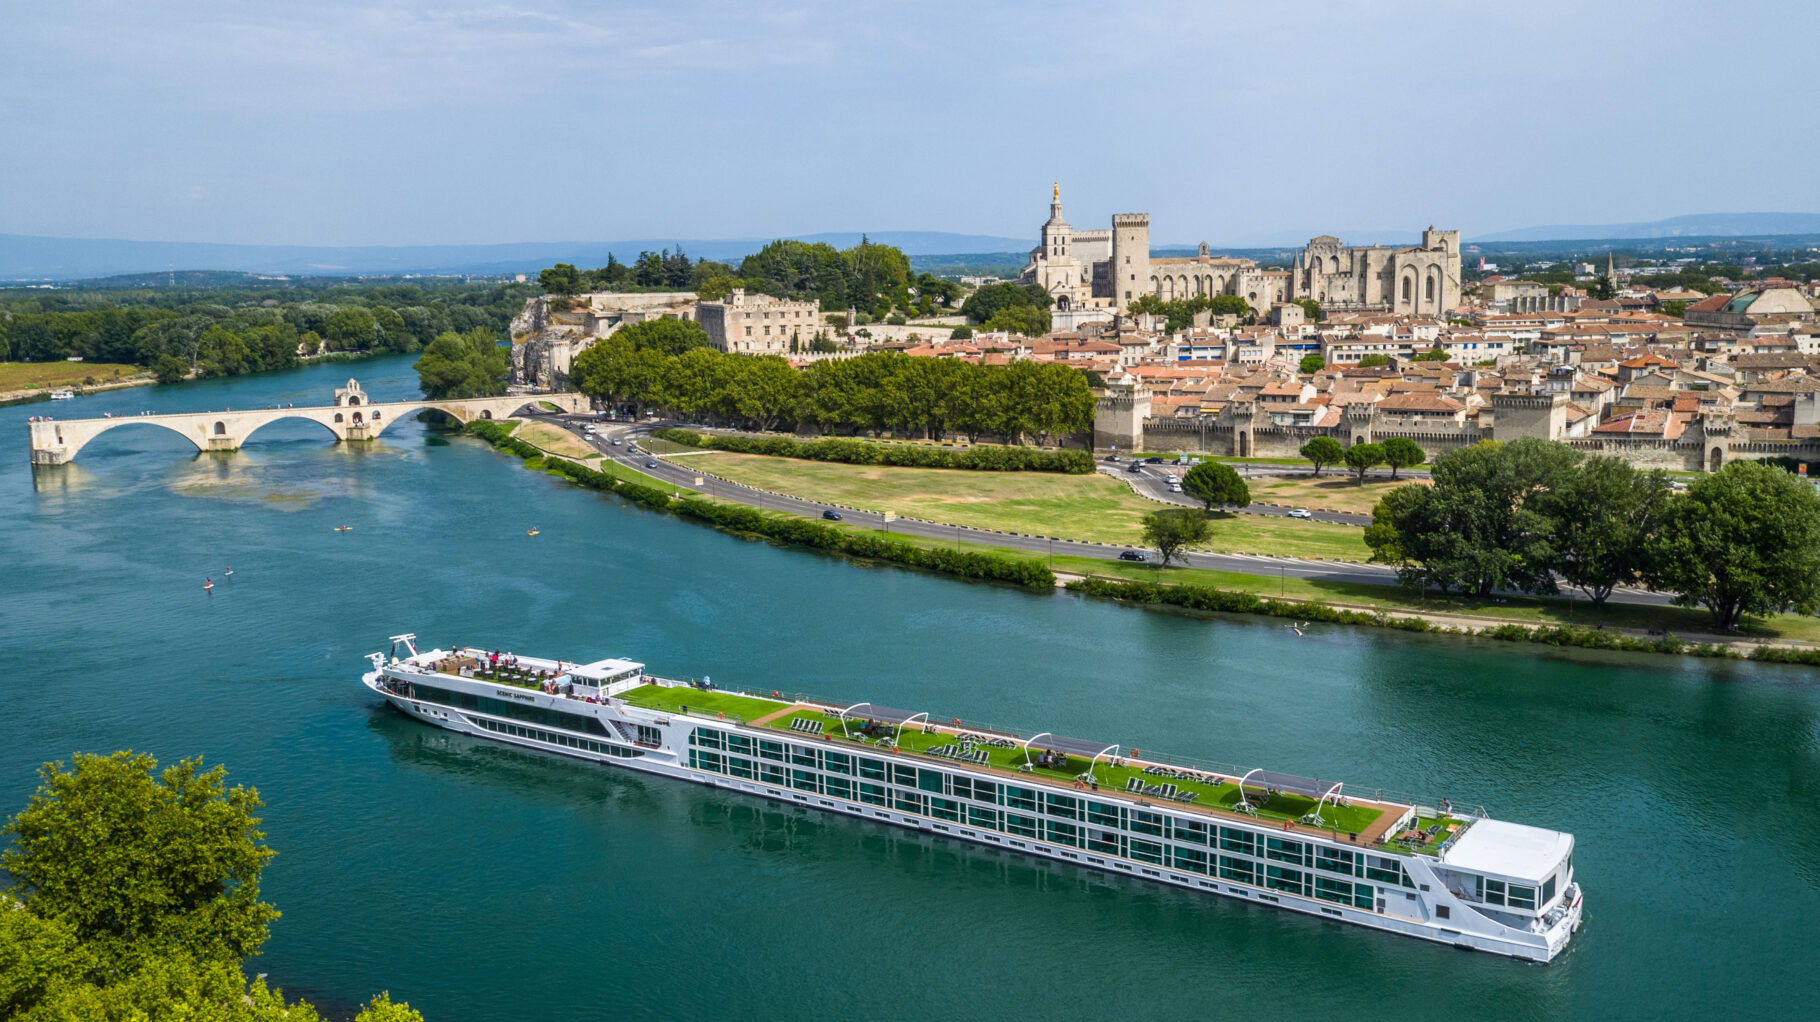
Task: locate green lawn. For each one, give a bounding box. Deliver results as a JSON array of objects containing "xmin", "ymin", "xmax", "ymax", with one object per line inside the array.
[
  {"xmin": 616, "ymin": 684, "xmax": 784, "ymax": 723},
  {"xmin": 688, "ymin": 453, "xmax": 1373, "ymax": 560},
  {"xmin": 0, "ymin": 361, "xmax": 144, "ymax": 393}
]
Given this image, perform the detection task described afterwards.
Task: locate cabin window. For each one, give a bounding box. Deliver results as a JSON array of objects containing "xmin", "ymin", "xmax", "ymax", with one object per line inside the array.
[
  {"xmin": 1315, "ymin": 876, "xmax": 1353, "ymax": 905},
  {"xmin": 1173, "ymin": 847, "xmax": 1209, "ymax": 874},
  {"xmin": 791, "ymin": 746, "xmax": 818, "ymax": 768},
  {"xmin": 1265, "ymin": 837, "xmax": 1307, "ymax": 865},
  {"xmin": 1045, "ymin": 821, "xmax": 1080, "ymax": 847},
  {"xmin": 1086, "ymin": 801, "xmax": 1123, "ymax": 828},
  {"xmin": 1436, "ymin": 905, "xmax": 1451, "ymax": 920},
  {"xmin": 822, "ymin": 752, "xmax": 852, "ymax": 775},
  {"xmin": 858, "ymin": 757, "xmax": 886, "ymax": 780},
  {"xmin": 1004, "ymin": 813, "xmax": 1039, "ymax": 837},
  {"xmin": 930, "ymin": 797, "xmax": 960, "ymax": 822},
  {"xmin": 790, "ymin": 769, "xmax": 818, "ymax": 792},
  {"xmin": 824, "ymin": 777, "xmax": 852, "ymax": 800},
  {"xmin": 726, "ymin": 734, "xmax": 752, "ymax": 754},
  {"xmin": 1219, "ymin": 828, "xmax": 1257, "ymax": 856},
  {"xmin": 892, "ymin": 764, "xmax": 918, "ymax": 787},
  {"xmin": 1542, "ymin": 876, "xmax": 1558, "ymax": 905},
  {"xmin": 1003, "ymin": 785, "xmax": 1039, "ymax": 812},
  {"xmin": 1129, "ymin": 838, "xmax": 1165, "ymax": 865},
  {"xmin": 760, "ymin": 764, "xmax": 785, "ymax": 785},
  {"xmin": 726, "ymin": 756, "xmax": 754, "ymax": 779},
  {"xmin": 1508, "ymin": 884, "xmax": 1538, "ymax": 910},
  {"xmin": 692, "ymin": 751, "xmax": 721, "ymax": 772},
  {"xmin": 858, "ymin": 782, "xmax": 887, "ymax": 806},
  {"xmin": 967, "ymin": 806, "xmax": 999, "ymax": 830},
  {"xmin": 1266, "ymin": 865, "xmax": 1309, "ymax": 896},
  {"xmin": 1219, "ymin": 856, "xmax": 1255, "ymax": 884},
  {"xmin": 1086, "ymin": 830, "xmax": 1122, "ymax": 855},
  {"xmin": 1172, "ymin": 820, "xmax": 1210, "ymax": 846},
  {"xmin": 691, "ymin": 729, "xmax": 721, "ymax": 749},
  {"xmin": 1365, "ymin": 855, "xmax": 1412, "ymax": 888},
  {"xmin": 894, "ymin": 791, "xmax": 925, "ymax": 814},
  {"xmin": 758, "ymin": 739, "xmax": 785, "ymax": 762},
  {"xmin": 1044, "ymin": 793, "xmax": 1079, "ymax": 819},
  {"xmin": 1129, "ymin": 810, "xmax": 1165, "ymax": 836},
  {"xmin": 1315, "ymin": 847, "xmax": 1356, "ymax": 875},
  {"xmin": 917, "ymin": 769, "xmax": 944, "ymax": 794}
]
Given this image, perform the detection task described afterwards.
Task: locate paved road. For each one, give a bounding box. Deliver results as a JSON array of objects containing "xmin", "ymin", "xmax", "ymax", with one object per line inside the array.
[
  {"xmin": 1096, "ymin": 460, "xmax": 1374, "ymax": 526},
  {"xmin": 527, "ymin": 413, "xmax": 1673, "ymax": 608}
]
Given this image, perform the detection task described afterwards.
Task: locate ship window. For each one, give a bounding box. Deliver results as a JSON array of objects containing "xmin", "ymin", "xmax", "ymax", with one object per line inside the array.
[
  {"xmin": 1086, "ymin": 801, "xmax": 1123, "ymax": 828},
  {"xmin": 858, "ymin": 757, "xmax": 887, "ymax": 780},
  {"xmin": 1436, "ymin": 905, "xmax": 1450, "ymax": 920},
  {"xmin": 858, "ymin": 782, "xmax": 887, "ymax": 806},
  {"xmin": 1508, "ymin": 884, "xmax": 1537, "ymax": 910},
  {"xmin": 1086, "ymin": 830, "xmax": 1121, "ymax": 855},
  {"xmin": 758, "ymin": 739, "xmax": 785, "ymax": 761},
  {"xmin": 727, "ymin": 756, "xmax": 754, "ymax": 779},
  {"xmin": 1129, "ymin": 810, "xmax": 1165, "ymax": 836},
  {"xmin": 692, "ymin": 729, "xmax": 722, "ymax": 749},
  {"xmin": 634, "ymin": 724, "xmax": 660, "ymax": 745},
  {"xmin": 1129, "ymin": 839, "xmax": 1164, "ymax": 865},
  {"xmin": 1265, "ymin": 866, "xmax": 1308, "ymax": 896},
  {"xmin": 1172, "ymin": 820, "xmax": 1210, "ymax": 846},
  {"xmin": 1004, "ymin": 812, "xmax": 1039, "ymax": 837},
  {"xmin": 1044, "ymin": 793, "xmax": 1079, "ymax": 819},
  {"xmin": 695, "ymin": 751, "xmax": 721, "ymax": 772},
  {"xmin": 1219, "ymin": 856, "xmax": 1255, "ymax": 884},
  {"xmin": 822, "ymin": 752, "xmax": 852, "ymax": 775},
  {"xmin": 1003, "ymin": 785, "xmax": 1039, "ymax": 811},
  {"xmin": 1542, "ymin": 876, "xmax": 1557, "ymax": 905},
  {"xmin": 1045, "ymin": 821, "xmax": 1080, "ymax": 847},
  {"xmin": 1219, "ymin": 828, "xmax": 1257, "ymax": 856},
  {"xmin": 760, "ymin": 764, "xmax": 785, "ymax": 785},
  {"xmin": 1315, "ymin": 876, "xmax": 1353, "ymax": 904},
  {"xmin": 1480, "ymin": 878, "xmax": 1506, "ymax": 905},
  {"xmin": 1365, "ymin": 856, "xmax": 1411, "ymax": 887},
  {"xmin": 1315, "ymin": 847, "xmax": 1355, "ymax": 874},
  {"xmin": 918, "ymin": 769, "xmax": 945, "ymax": 794},
  {"xmin": 968, "ymin": 806, "xmax": 999, "ymax": 830},
  {"xmin": 930, "ymin": 797, "xmax": 960, "ymax": 821},
  {"xmin": 825, "ymin": 777, "xmax": 852, "ymax": 800},
  {"xmin": 726, "ymin": 734, "xmax": 752, "ymax": 754},
  {"xmin": 791, "ymin": 746, "xmax": 818, "ymax": 767},
  {"xmin": 894, "ymin": 791, "xmax": 924, "ymax": 814},
  {"xmin": 1265, "ymin": 837, "xmax": 1307, "ymax": 865},
  {"xmin": 1173, "ymin": 847, "xmax": 1209, "ymax": 874},
  {"xmin": 790, "ymin": 769, "xmax": 818, "ymax": 792}
]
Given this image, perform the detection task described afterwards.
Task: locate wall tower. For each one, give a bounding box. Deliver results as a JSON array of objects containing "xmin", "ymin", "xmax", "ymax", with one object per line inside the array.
[{"xmin": 1109, "ymin": 213, "xmax": 1151, "ymax": 310}]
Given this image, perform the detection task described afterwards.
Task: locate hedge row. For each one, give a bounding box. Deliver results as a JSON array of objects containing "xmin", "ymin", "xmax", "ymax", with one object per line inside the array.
[
  {"xmin": 465, "ymin": 421, "xmax": 1054, "ymax": 589},
  {"xmin": 1065, "ymin": 577, "xmax": 1817, "ymax": 666},
  {"xmin": 653, "ymin": 428, "xmax": 1094, "ymax": 474}
]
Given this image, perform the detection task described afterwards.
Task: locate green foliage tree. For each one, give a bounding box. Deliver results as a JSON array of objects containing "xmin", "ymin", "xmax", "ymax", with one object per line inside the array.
[
  {"xmin": 1661, "ymin": 300, "xmax": 1687, "ymax": 318},
  {"xmin": 1356, "ymin": 354, "xmax": 1390, "ymax": 368},
  {"xmin": 1206, "ymin": 295, "xmax": 1249, "ymax": 318},
  {"xmin": 611, "ymin": 317, "xmax": 712, "ymax": 356},
  {"xmin": 413, "ymin": 327, "xmax": 510, "ymax": 398},
  {"xmin": 1365, "ymin": 438, "xmax": 1581, "ymax": 596},
  {"xmin": 323, "ymin": 307, "xmax": 378, "ymax": 351},
  {"xmin": 1298, "ymin": 353, "xmax": 1325, "ymax": 374},
  {"xmin": 960, "ymin": 282, "xmax": 1051, "ymax": 325},
  {"xmin": 1, "ymin": 753, "xmax": 277, "ymax": 974},
  {"xmin": 1299, "ymin": 436, "xmax": 1343, "ymax": 477},
  {"xmin": 1181, "ymin": 461, "xmax": 1250, "ymax": 513},
  {"xmin": 539, "ymin": 262, "xmax": 583, "ymax": 295},
  {"xmin": 1142, "ymin": 508, "xmax": 1209, "ymax": 566},
  {"xmin": 152, "ymin": 354, "xmax": 190, "ymax": 384},
  {"xmin": 1296, "ymin": 298, "xmax": 1322, "ymax": 322},
  {"xmin": 981, "ymin": 304, "xmax": 1050, "ymax": 336},
  {"xmin": 1380, "ymin": 437, "xmax": 1426, "ymax": 479},
  {"xmin": 1587, "ymin": 275, "xmax": 1616, "ymax": 300},
  {"xmin": 1344, "ymin": 442, "xmax": 1385, "ymax": 483},
  {"xmin": 298, "ymin": 330, "xmax": 322, "ymax": 356},
  {"xmin": 949, "ymin": 325, "xmax": 973, "ymax": 340},
  {"xmin": 1413, "ymin": 347, "xmax": 1450, "ymax": 361},
  {"xmin": 1650, "ymin": 460, "xmax": 1820, "ymax": 629},
  {"xmin": 1531, "ymin": 456, "xmax": 1671, "ymax": 607}
]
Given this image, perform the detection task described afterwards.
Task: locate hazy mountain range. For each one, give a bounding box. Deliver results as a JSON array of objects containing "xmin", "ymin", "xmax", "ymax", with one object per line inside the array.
[{"xmin": 5, "ymin": 213, "xmax": 1819, "ymax": 282}]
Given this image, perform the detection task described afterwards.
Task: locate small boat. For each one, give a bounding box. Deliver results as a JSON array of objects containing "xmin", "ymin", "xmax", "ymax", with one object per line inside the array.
[
  {"xmin": 527, "ymin": 528, "xmax": 541, "ymax": 537},
  {"xmin": 49, "ymin": 390, "xmax": 75, "ymax": 401}
]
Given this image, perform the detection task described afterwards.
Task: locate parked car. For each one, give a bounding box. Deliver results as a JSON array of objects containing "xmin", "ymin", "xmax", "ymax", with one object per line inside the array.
[
  {"xmin": 822, "ymin": 509, "xmax": 843, "ymax": 521},
  {"xmin": 1288, "ymin": 507, "xmax": 1313, "ymax": 519},
  {"xmin": 1118, "ymin": 550, "xmax": 1149, "ymax": 562}
]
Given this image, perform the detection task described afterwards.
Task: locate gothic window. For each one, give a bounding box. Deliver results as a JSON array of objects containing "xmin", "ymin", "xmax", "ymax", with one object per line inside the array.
[
  {"xmin": 1426, "ymin": 276, "xmax": 1436, "ymax": 301},
  {"xmin": 1402, "ymin": 277, "xmax": 1412, "ymax": 302}
]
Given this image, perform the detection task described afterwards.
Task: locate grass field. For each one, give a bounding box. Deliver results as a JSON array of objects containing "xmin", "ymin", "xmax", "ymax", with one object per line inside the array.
[
  {"xmin": 0, "ymin": 361, "xmax": 143, "ymax": 393},
  {"xmin": 514, "ymin": 421, "xmax": 597, "ymax": 461},
  {"xmin": 696, "ymin": 453, "xmax": 1373, "ymax": 559},
  {"xmin": 1251, "ymin": 473, "xmax": 1427, "ymax": 515}
]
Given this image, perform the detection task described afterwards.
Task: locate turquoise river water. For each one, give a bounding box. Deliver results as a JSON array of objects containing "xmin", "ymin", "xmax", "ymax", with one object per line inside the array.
[{"xmin": 3, "ymin": 356, "xmax": 1816, "ymax": 1019}]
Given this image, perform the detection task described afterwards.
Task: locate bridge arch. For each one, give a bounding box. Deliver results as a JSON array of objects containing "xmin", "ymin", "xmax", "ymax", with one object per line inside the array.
[
  {"xmin": 61, "ymin": 419, "xmax": 206, "ymax": 460},
  {"xmin": 239, "ymin": 414, "xmax": 346, "ymax": 446}
]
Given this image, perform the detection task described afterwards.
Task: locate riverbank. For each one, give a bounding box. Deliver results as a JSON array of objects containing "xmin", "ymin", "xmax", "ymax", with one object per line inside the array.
[
  {"xmin": 0, "ymin": 361, "xmax": 151, "ymax": 405},
  {"xmin": 492, "ymin": 417, "xmax": 1820, "ymax": 666}
]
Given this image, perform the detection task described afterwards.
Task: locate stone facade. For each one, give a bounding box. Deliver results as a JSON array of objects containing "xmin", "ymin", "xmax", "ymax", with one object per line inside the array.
[
  {"xmin": 1016, "ymin": 185, "xmax": 1458, "ymax": 317},
  {"xmin": 697, "ymin": 288, "xmax": 822, "ymax": 354},
  {"xmin": 511, "ymin": 292, "xmax": 697, "ymax": 389}
]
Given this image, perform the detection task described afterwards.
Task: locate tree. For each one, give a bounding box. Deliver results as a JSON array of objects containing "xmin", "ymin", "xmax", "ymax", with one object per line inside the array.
[
  {"xmin": 1365, "ymin": 438, "xmax": 1580, "ymax": 596},
  {"xmin": 1181, "ymin": 461, "xmax": 1250, "ymax": 513},
  {"xmin": 1298, "ymin": 353, "xmax": 1325, "ymax": 374},
  {"xmin": 1142, "ymin": 508, "xmax": 1209, "ymax": 566},
  {"xmin": 1650, "ymin": 460, "xmax": 1820, "ymax": 629},
  {"xmin": 1661, "ymin": 300, "xmax": 1687, "ymax": 318},
  {"xmin": 1587, "ymin": 275, "xmax": 1616, "ymax": 300},
  {"xmin": 1532, "ymin": 457, "xmax": 1671, "ymax": 607},
  {"xmin": 1413, "ymin": 347, "xmax": 1450, "ymax": 361},
  {"xmin": 413, "ymin": 327, "xmax": 510, "ymax": 398},
  {"xmin": 949, "ymin": 325, "xmax": 972, "ymax": 340},
  {"xmin": 2, "ymin": 753, "xmax": 277, "ymax": 974},
  {"xmin": 981, "ymin": 304, "xmax": 1050, "ymax": 336},
  {"xmin": 1343, "ymin": 443, "xmax": 1385, "ymax": 483},
  {"xmin": 323, "ymin": 307, "xmax": 377, "ymax": 351},
  {"xmin": 1380, "ymin": 437, "xmax": 1426, "ymax": 479},
  {"xmin": 298, "ymin": 330, "xmax": 322, "ymax": 356},
  {"xmin": 1356, "ymin": 354, "xmax": 1390, "ymax": 368},
  {"xmin": 1296, "ymin": 298, "xmax": 1322, "ymax": 322},
  {"xmin": 960, "ymin": 282, "xmax": 1051, "ymax": 325},
  {"xmin": 612, "ymin": 317, "xmax": 711, "ymax": 356},
  {"xmin": 540, "ymin": 263, "xmax": 583, "ymax": 295},
  {"xmin": 1300, "ymin": 436, "xmax": 1343, "ymax": 477},
  {"xmin": 152, "ymin": 354, "xmax": 189, "ymax": 384},
  {"xmin": 1205, "ymin": 295, "xmax": 1249, "ymax": 318}
]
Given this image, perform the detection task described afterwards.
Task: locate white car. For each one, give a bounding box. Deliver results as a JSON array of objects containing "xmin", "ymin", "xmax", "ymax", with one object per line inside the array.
[{"xmin": 1287, "ymin": 507, "xmax": 1313, "ymax": 519}]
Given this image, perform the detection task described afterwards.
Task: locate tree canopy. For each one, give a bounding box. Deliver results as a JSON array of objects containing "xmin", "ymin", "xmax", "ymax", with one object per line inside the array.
[
  {"xmin": 1532, "ymin": 456, "xmax": 1671, "ymax": 607},
  {"xmin": 1142, "ymin": 509, "xmax": 1208, "ymax": 566},
  {"xmin": 1298, "ymin": 353, "xmax": 1325, "ymax": 374},
  {"xmin": 1299, "ymin": 436, "xmax": 1343, "ymax": 477},
  {"xmin": 1650, "ymin": 460, "xmax": 1820, "ymax": 628},
  {"xmin": 1181, "ymin": 461, "xmax": 1250, "ymax": 512},
  {"xmin": 961, "ymin": 283, "xmax": 1053, "ymax": 331},
  {"xmin": 413, "ymin": 327, "xmax": 510, "ymax": 398},
  {"xmin": 1380, "ymin": 437, "xmax": 1426, "ymax": 479}
]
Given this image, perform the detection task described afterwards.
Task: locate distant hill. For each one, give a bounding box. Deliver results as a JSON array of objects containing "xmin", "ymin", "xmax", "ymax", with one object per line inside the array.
[
  {"xmin": 0, "ymin": 231, "xmax": 1032, "ymax": 283},
  {"xmin": 1475, "ymin": 212, "xmax": 1820, "ymax": 243}
]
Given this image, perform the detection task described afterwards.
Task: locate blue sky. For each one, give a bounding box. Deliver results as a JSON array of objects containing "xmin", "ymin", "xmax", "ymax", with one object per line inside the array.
[{"xmin": 3, "ymin": 0, "xmax": 1814, "ymax": 247}]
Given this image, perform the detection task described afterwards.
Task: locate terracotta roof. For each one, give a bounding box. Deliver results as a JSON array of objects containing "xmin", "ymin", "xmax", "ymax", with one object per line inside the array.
[{"xmin": 1378, "ymin": 393, "xmax": 1464, "ymax": 413}]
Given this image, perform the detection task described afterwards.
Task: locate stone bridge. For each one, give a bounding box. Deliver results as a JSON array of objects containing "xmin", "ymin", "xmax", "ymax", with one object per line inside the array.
[{"xmin": 26, "ymin": 378, "xmax": 590, "ymax": 465}]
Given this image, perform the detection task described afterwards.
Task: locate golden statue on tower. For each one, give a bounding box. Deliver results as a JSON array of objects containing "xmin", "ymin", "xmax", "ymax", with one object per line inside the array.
[{"xmin": 1053, "ymin": 181, "xmax": 1059, "ymax": 202}]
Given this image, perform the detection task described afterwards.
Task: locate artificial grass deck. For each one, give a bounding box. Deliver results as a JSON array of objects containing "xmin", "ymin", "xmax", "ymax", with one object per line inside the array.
[{"xmin": 616, "ymin": 684, "xmax": 783, "ymax": 723}]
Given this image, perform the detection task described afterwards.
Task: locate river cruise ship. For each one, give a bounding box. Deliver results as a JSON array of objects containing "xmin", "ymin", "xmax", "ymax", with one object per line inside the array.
[{"xmin": 363, "ymin": 636, "xmax": 1583, "ymax": 962}]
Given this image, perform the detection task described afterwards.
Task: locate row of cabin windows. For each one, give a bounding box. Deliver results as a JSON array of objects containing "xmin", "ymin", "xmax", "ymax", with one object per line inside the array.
[
  {"xmin": 683, "ymin": 748, "xmax": 1407, "ymax": 893},
  {"xmin": 1477, "ymin": 875, "xmax": 1541, "ymax": 911},
  {"xmin": 410, "ymin": 682, "xmax": 612, "ymax": 736},
  {"xmin": 472, "ymin": 717, "xmax": 641, "ymax": 757}
]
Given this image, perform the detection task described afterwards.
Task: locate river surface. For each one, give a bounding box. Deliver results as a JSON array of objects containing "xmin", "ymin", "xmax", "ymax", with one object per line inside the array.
[{"xmin": 3, "ymin": 356, "xmax": 1815, "ymax": 1019}]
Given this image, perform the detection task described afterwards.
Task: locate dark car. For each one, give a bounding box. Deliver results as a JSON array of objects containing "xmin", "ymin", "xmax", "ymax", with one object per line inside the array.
[
  {"xmin": 645, "ymin": 460, "xmax": 658, "ymax": 468},
  {"xmin": 822, "ymin": 509, "xmax": 843, "ymax": 521},
  {"xmin": 1126, "ymin": 462, "xmax": 1144, "ymax": 472},
  {"xmin": 1103, "ymin": 454, "xmax": 1119, "ymax": 462},
  {"xmin": 1118, "ymin": 550, "xmax": 1149, "ymax": 562},
  {"xmin": 1146, "ymin": 456, "xmax": 1164, "ymax": 464}
]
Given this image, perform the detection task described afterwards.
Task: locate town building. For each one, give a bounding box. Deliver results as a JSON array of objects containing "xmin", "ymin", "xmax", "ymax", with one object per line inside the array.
[{"xmin": 697, "ymin": 288, "xmax": 822, "ymax": 355}]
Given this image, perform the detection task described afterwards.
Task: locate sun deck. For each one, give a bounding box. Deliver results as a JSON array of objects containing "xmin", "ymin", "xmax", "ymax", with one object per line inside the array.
[{"xmin": 612, "ymin": 682, "xmax": 1470, "ymax": 853}]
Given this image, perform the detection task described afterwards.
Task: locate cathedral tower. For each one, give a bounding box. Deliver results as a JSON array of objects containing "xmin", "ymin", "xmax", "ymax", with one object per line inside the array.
[{"xmin": 1109, "ymin": 213, "xmax": 1151, "ymax": 309}]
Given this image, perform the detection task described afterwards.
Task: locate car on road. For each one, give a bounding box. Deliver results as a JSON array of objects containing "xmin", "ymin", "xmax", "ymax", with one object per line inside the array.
[
  {"xmin": 1288, "ymin": 507, "xmax": 1313, "ymax": 519},
  {"xmin": 1168, "ymin": 481, "xmax": 1183, "ymax": 493},
  {"xmin": 645, "ymin": 460, "xmax": 658, "ymax": 468},
  {"xmin": 1103, "ymin": 454, "xmax": 1119, "ymax": 462},
  {"xmin": 1126, "ymin": 462, "xmax": 1144, "ymax": 473},
  {"xmin": 1145, "ymin": 456, "xmax": 1164, "ymax": 464},
  {"xmin": 821, "ymin": 509, "xmax": 843, "ymax": 521},
  {"xmin": 609, "ymin": 437, "xmax": 621, "ymax": 445},
  {"xmin": 1118, "ymin": 550, "xmax": 1149, "ymax": 562}
]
